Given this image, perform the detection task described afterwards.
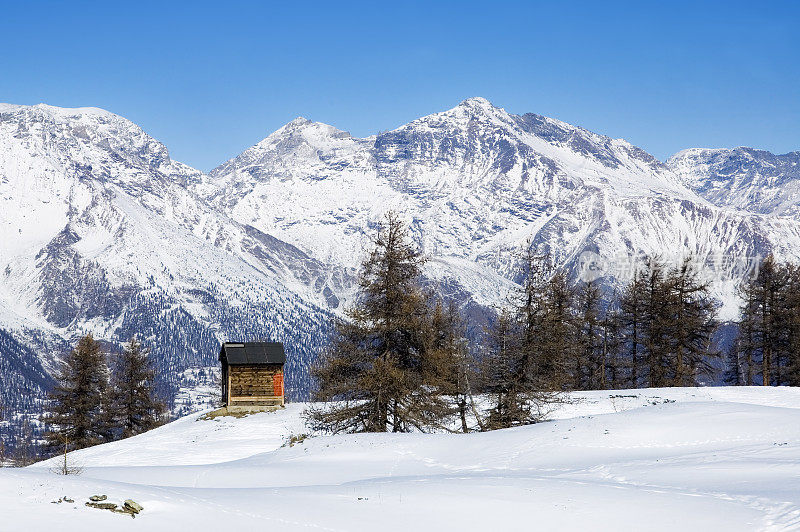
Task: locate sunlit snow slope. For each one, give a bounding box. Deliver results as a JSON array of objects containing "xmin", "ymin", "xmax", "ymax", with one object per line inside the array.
[{"xmin": 5, "ymin": 387, "xmax": 799, "ymax": 531}]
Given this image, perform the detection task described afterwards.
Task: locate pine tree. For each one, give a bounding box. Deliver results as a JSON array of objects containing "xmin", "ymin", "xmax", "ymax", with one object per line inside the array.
[
  {"xmin": 737, "ymin": 274, "xmax": 759, "ymax": 385},
  {"xmin": 785, "ymin": 265, "xmax": 800, "ymax": 386},
  {"xmin": 574, "ymin": 280, "xmax": 604, "ymax": 389},
  {"xmin": 600, "ymin": 307, "xmax": 624, "ymax": 389},
  {"xmin": 0, "ymin": 398, "xmax": 5, "ymax": 466},
  {"xmin": 664, "ymin": 258, "xmax": 718, "ymax": 386},
  {"xmin": 757, "ymin": 255, "xmax": 784, "ymax": 385},
  {"xmin": 307, "ymin": 212, "xmax": 452, "ymax": 433},
  {"xmin": 643, "ymin": 259, "xmax": 672, "ymax": 387},
  {"xmin": 12, "ymin": 418, "xmax": 36, "ymax": 467},
  {"xmin": 109, "ymin": 336, "xmax": 166, "ymax": 439},
  {"xmin": 723, "ymin": 337, "xmax": 743, "ymax": 385},
  {"xmin": 481, "ymin": 308, "xmax": 528, "ymax": 429},
  {"xmin": 617, "ymin": 269, "xmax": 648, "ymax": 388},
  {"xmin": 428, "ymin": 300, "xmax": 474, "ymax": 432},
  {"xmin": 737, "ymin": 255, "xmax": 787, "ymax": 386},
  {"xmin": 515, "ymin": 246, "xmax": 550, "ymax": 389},
  {"xmin": 43, "ymin": 334, "xmax": 111, "ymax": 452},
  {"xmin": 542, "ymin": 270, "xmax": 577, "ymax": 390}
]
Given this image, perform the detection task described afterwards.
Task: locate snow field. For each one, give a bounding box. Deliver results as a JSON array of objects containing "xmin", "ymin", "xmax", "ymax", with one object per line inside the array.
[{"xmin": 3, "ymin": 387, "xmax": 799, "ymax": 530}]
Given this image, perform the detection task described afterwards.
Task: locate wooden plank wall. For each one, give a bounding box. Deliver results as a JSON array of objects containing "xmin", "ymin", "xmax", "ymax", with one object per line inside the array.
[{"xmin": 230, "ymin": 364, "xmax": 283, "ymax": 397}]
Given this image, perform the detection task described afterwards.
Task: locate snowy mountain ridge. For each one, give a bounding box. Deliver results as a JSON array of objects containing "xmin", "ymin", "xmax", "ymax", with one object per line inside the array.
[
  {"xmin": 1, "ymin": 97, "xmax": 799, "ymax": 425},
  {"xmin": 200, "ymin": 97, "xmax": 800, "ymax": 321},
  {"xmin": 668, "ymin": 146, "xmax": 800, "ymax": 216}
]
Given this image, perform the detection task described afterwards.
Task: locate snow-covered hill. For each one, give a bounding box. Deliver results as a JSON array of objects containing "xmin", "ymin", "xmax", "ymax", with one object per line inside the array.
[{"xmin": 7, "ymin": 387, "xmax": 800, "ymax": 530}]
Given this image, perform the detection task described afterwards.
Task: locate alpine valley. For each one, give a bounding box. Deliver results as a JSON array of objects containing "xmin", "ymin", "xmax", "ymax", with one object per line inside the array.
[{"xmin": 1, "ymin": 98, "xmax": 799, "ymax": 434}]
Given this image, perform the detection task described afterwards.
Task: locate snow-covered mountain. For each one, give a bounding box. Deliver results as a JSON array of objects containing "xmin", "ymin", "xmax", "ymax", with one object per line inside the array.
[
  {"xmin": 668, "ymin": 147, "xmax": 800, "ymax": 216},
  {"xmin": 0, "ymin": 103, "xmax": 334, "ymax": 428},
  {"xmin": 2, "ymin": 98, "xmax": 799, "ymax": 433},
  {"xmin": 200, "ymin": 98, "xmax": 800, "ymax": 323}
]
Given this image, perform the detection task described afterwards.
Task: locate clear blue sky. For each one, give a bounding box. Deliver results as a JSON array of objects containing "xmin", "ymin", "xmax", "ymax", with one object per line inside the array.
[{"xmin": 1, "ymin": 1, "xmax": 798, "ymax": 171}]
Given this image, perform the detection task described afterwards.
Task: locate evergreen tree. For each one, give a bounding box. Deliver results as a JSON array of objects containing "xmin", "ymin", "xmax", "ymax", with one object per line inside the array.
[
  {"xmin": 723, "ymin": 337, "xmax": 743, "ymax": 385},
  {"xmin": 43, "ymin": 334, "xmax": 111, "ymax": 452},
  {"xmin": 481, "ymin": 308, "xmax": 529, "ymax": 429},
  {"xmin": 539, "ymin": 270, "xmax": 577, "ymax": 390},
  {"xmin": 785, "ymin": 265, "xmax": 800, "ymax": 386},
  {"xmin": 617, "ymin": 269, "xmax": 648, "ymax": 388},
  {"xmin": 109, "ymin": 336, "xmax": 166, "ymax": 439},
  {"xmin": 428, "ymin": 300, "xmax": 474, "ymax": 433},
  {"xmin": 643, "ymin": 259, "xmax": 671, "ymax": 387},
  {"xmin": 574, "ymin": 280, "xmax": 604, "ymax": 389},
  {"xmin": 664, "ymin": 258, "xmax": 718, "ymax": 386},
  {"xmin": 600, "ymin": 307, "xmax": 624, "ymax": 389},
  {"xmin": 737, "ymin": 274, "xmax": 759, "ymax": 385},
  {"xmin": 735, "ymin": 255, "xmax": 800, "ymax": 386},
  {"xmin": 737, "ymin": 255, "xmax": 786, "ymax": 386},
  {"xmin": 515, "ymin": 246, "xmax": 550, "ymax": 389},
  {"xmin": 0, "ymin": 398, "xmax": 5, "ymax": 466},
  {"xmin": 12, "ymin": 418, "xmax": 36, "ymax": 467},
  {"xmin": 308, "ymin": 212, "xmax": 452, "ymax": 433}
]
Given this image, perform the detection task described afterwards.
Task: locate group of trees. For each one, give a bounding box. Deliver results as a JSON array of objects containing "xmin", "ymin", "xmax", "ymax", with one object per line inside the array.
[
  {"xmin": 0, "ymin": 402, "xmax": 38, "ymax": 467},
  {"xmin": 41, "ymin": 335, "xmax": 165, "ymax": 463},
  {"xmin": 310, "ymin": 213, "xmax": 723, "ymax": 434},
  {"xmin": 479, "ymin": 252, "xmax": 718, "ymax": 428},
  {"xmin": 726, "ymin": 255, "xmax": 800, "ymax": 386}
]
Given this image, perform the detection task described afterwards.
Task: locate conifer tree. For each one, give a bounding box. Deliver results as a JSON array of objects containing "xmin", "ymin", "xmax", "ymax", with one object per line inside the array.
[
  {"xmin": 12, "ymin": 418, "xmax": 36, "ymax": 466},
  {"xmin": 109, "ymin": 336, "xmax": 166, "ymax": 438},
  {"xmin": 515, "ymin": 246, "xmax": 549, "ymax": 389},
  {"xmin": 723, "ymin": 338, "xmax": 743, "ymax": 385},
  {"xmin": 664, "ymin": 258, "xmax": 718, "ymax": 386},
  {"xmin": 0, "ymin": 398, "xmax": 5, "ymax": 466},
  {"xmin": 643, "ymin": 259, "xmax": 671, "ymax": 387},
  {"xmin": 308, "ymin": 212, "xmax": 452, "ymax": 433},
  {"xmin": 481, "ymin": 308, "xmax": 529, "ymax": 429},
  {"xmin": 785, "ymin": 265, "xmax": 800, "ymax": 386},
  {"xmin": 600, "ymin": 307, "xmax": 624, "ymax": 389},
  {"xmin": 737, "ymin": 255, "xmax": 786, "ymax": 385},
  {"xmin": 428, "ymin": 300, "xmax": 474, "ymax": 432},
  {"xmin": 737, "ymin": 274, "xmax": 759, "ymax": 385},
  {"xmin": 574, "ymin": 280, "xmax": 604, "ymax": 389},
  {"xmin": 617, "ymin": 268, "xmax": 648, "ymax": 388},
  {"xmin": 43, "ymin": 334, "xmax": 111, "ymax": 452},
  {"xmin": 735, "ymin": 255, "xmax": 800, "ymax": 386},
  {"xmin": 539, "ymin": 270, "xmax": 576, "ymax": 390}
]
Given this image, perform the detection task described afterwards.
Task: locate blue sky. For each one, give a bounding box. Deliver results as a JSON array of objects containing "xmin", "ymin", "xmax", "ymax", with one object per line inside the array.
[{"xmin": 1, "ymin": 0, "xmax": 798, "ymax": 170}]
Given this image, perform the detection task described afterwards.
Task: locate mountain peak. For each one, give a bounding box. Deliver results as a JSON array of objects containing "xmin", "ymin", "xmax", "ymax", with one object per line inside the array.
[
  {"xmin": 458, "ymin": 96, "xmax": 494, "ymax": 109},
  {"xmin": 288, "ymin": 116, "xmax": 312, "ymax": 126},
  {"xmin": 0, "ymin": 102, "xmax": 116, "ymax": 120}
]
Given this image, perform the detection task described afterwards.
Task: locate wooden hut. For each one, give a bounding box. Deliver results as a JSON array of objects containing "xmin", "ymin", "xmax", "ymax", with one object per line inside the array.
[{"xmin": 219, "ymin": 342, "xmax": 286, "ymax": 408}]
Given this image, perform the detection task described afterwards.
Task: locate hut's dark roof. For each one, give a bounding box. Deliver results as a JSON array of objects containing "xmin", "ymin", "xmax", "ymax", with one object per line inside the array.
[{"xmin": 219, "ymin": 342, "xmax": 286, "ymax": 365}]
